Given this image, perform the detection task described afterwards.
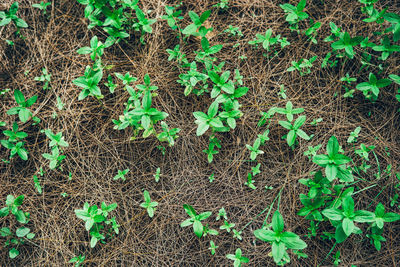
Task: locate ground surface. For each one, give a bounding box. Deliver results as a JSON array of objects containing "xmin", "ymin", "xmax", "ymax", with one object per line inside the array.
[{"xmin": 0, "ymin": 0, "xmax": 400, "ymax": 266}]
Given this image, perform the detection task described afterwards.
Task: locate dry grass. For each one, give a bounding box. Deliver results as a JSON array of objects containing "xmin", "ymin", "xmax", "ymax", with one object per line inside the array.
[{"xmin": 1, "ymin": 0, "xmax": 400, "ymax": 266}]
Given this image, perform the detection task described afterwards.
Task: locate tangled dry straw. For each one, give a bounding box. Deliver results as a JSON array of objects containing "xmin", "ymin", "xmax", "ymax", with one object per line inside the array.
[{"xmin": 1, "ymin": 0, "xmax": 400, "ymax": 266}]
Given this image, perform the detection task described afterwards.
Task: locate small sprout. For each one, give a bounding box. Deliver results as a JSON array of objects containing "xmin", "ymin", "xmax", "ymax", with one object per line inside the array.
[
  {"xmin": 208, "ymin": 240, "xmax": 218, "ymax": 255},
  {"xmin": 140, "ymin": 190, "xmax": 158, "ymax": 218},
  {"xmin": 226, "ymin": 248, "xmax": 249, "ymax": 267},
  {"xmin": 153, "ymin": 167, "xmax": 161, "ymax": 182},
  {"xmin": 113, "ymin": 169, "xmax": 129, "ymax": 181}
]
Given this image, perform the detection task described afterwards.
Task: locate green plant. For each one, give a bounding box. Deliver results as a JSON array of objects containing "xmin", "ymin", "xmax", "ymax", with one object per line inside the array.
[
  {"xmin": 330, "ymin": 31, "xmax": 363, "ymax": 59},
  {"xmin": 113, "ymin": 169, "xmax": 129, "ymax": 181},
  {"xmin": 34, "ymin": 68, "xmax": 52, "ymax": 90},
  {"xmin": 313, "ymin": 136, "xmax": 353, "ymax": 182},
  {"xmin": 287, "ymin": 56, "xmax": 317, "ymax": 76},
  {"xmin": 356, "ymin": 72, "xmax": 392, "ymax": 101},
  {"xmin": 321, "ymin": 195, "xmax": 374, "ymax": 243},
  {"xmin": 214, "ymin": 0, "xmax": 229, "ymax": 10},
  {"xmin": 0, "ymin": 195, "xmax": 35, "ymax": 259},
  {"xmin": 180, "ymin": 204, "xmax": 212, "ymax": 238},
  {"xmin": 74, "ymin": 202, "xmax": 119, "ymax": 248},
  {"xmin": 372, "ymin": 36, "xmax": 400, "ymax": 61},
  {"xmin": 133, "ymin": 6, "xmax": 157, "ymax": 44},
  {"xmin": 279, "ymin": 116, "xmax": 310, "ymax": 147},
  {"xmin": 254, "ymin": 211, "xmax": 307, "ymax": 265},
  {"xmin": 208, "ymin": 240, "xmax": 218, "ymax": 255},
  {"xmin": 7, "ymin": 90, "xmax": 37, "ymax": 123},
  {"xmin": 42, "ymin": 146, "xmax": 66, "ymax": 169},
  {"xmin": 153, "ymin": 167, "xmax": 161, "ymax": 182},
  {"xmin": 140, "ymin": 190, "xmax": 158, "ymax": 218},
  {"xmin": 280, "ymin": 0, "xmax": 308, "ymax": 32},
  {"xmin": 73, "ymin": 65, "xmax": 103, "ymax": 100},
  {"xmin": 77, "ymin": 36, "xmax": 106, "ymax": 61},
  {"xmin": 216, "ymin": 207, "xmax": 227, "ymax": 221},
  {"xmin": 248, "ymin": 29, "xmax": 289, "ymax": 52},
  {"xmin": 246, "ymin": 138, "xmax": 264, "ymax": 160},
  {"xmin": 340, "ymin": 73, "xmax": 357, "ymax": 98},
  {"xmin": 226, "ymin": 248, "xmax": 249, "ymax": 267},
  {"xmin": 69, "ymin": 255, "xmax": 85, "ymax": 267},
  {"xmin": 178, "ymin": 61, "xmax": 209, "ymax": 96},
  {"xmin": 347, "ymin": 126, "xmax": 361, "ymax": 143},
  {"xmin": 305, "ymin": 20, "xmax": 321, "ymax": 44},
  {"xmin": 162, "ymin": 4, "xmax": 183, "ymax": 31},
  {"xmin": 182, "ymin": 10, "xmax": 212, "ymax": 37},
  {"xmin": 157, "ymin": 122, "xmax": 180, "ymax": 146},
  {"xmin": 32, "ymin": 1, "xmax": 51, "ymax": 15},
  {"xmin": 0, "ymin": 2, "xmax": 28, "ymax": 30},
  {"xmin": 193, "ymin": 101, "xmax": 224, "ymax": 136},
  {"xmin": 1, "ymin": 122, "xmax": 28, "ymax": 161},
  {"xmin": 220, "ymin": 220, "xmax": 235, "ymax": 233},
  {"xmin": 383, "ymin": 13, "xmax": 400, "ymax": 42}
]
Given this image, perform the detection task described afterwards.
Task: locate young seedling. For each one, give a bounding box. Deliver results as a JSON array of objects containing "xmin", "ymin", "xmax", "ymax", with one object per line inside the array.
[
  {"xmin": 347, "ymin": 126, "xmax": 361, "ymax": 143},
  {"xmin": 305, "ymin": 20, "xmax": 321, "ymax": 44},
  {"xmin": 42, "ymin": 146, "xmax": 66, "ymax": 169},
  {"xmin": 254, "ymin": 210, "xmax": 307, "ymax": 265},
  {"xmin": 0, "ymin": 195, "xmax": 34, "ymax": 259},
  {"xmin": 1, "ymin": 123, "xmax": 28, "ymax": 161},
  {"xmin": 208, "ymin": 240, "xmax": 218, "ymax": 255},
  {"xmin": 372, "ymin": 36, "xmax": 400, "ymax": 60},
  {"xmin": 232, "ymin": 229, "xmax": 243, "ymax": 240},
  {"xmin": 279, "ymin": 116, "xmax": 310, "ymax": 147},
  {"xmin": 287, "ymin": 56, "xmax": 317, "ymax": 76},
  {"xmin": 280, "ymin": 0, "xmax": 309, "ymax": 32},
  {"xmin": 331, "ymin": 31, "xmax": 363, "ymax": 59},
  {"xmin": 73, "ymin": 65, "xmax": 103, "ymax": 100},
  {"xmin": 69, "ymin": 255, "xmax": 85, "ymax": 267},
  {"xmin": 313, "ymin": 136, "xmax": 353, "ymax": 182},
  {"xmin": 32, "ymin": 2, "xmax": 51, "ymax": 15},
  {"xmin": 226, "ymin": 248, "xmax": 249, "ymax": 267},
  {"xmin": 356, "ymin": 73, "xmax": 392, "ymax": 101},
  {"xmin": 43, "ymin": 129, "xmax": 69, "ymax": 148},
  {"xmin": 322, "ymin": 196, "xmax": 374, "ymax": 243},
  {"xmin": 214, "ymin": 0, "xmax": 229, "ymax": 10},
  {"xmin": 182, "ymin": 10, "xmax": 212, "ymax": 37},
  {"xmin": 153, "ymin": 167, "xmax": 161, "ymax": 182},
  {"xmin": 157, "ymin": 122, "xmax": 180, "ymax": 146},
  {"xmin": 133, "ymin": 7, "xmax": 157, "ymax": 44},
  {"xmin": 0, "ymin": 2, "xmax": 28, "ymax": 30},
  {"xmin": 34, "ymin": 68, "xmax": 51, "ymax": 90},
  {"xmin": 383, "ymin": 13, "xmax": 400, "ymax": 42},
  {"xmin": 180, "ymin": 204, "xmax": 212, "ymax": 238},
  {"xmin": 246, "ymin": 138, "xmax": 264, "ymax": 160},
  {"xmin": 77, "ymin": 36, "xmax": 105, "ymax": 61},
  {"xmin": 140, "ymin": 190, "xmax": 158, "ymax": 218},
  {"xmin": 74, "ymin": 202, "xmax": 119, "ymax": 248},
  {"xmin": 162, "ymin": 5, "xmax": 183, "ymax": 31},
  {"xmin": 248, "ymin": 29, "xmax": 288, "ymax": 52},
  {"xmin": 113, "ymin": 169, "xmax": 129, "ymax": 181},
  {"xmin": 193, "ymin": 101, "xmax": 224, "ymax": 136},
  {"xmin": 7, "ymin": 90, "xmax": 37, "ymax": 123},
  {"xmin": 220, "ymin": 220, "xmax": 235, "ymax": 233},
  {"xmin": 216, "ymin": 207, "xmax": 227, "ymax": 221}
]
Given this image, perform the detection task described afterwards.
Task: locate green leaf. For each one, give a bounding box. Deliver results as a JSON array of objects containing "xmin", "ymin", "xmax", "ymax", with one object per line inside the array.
[
  {"xmin": 272, "ymin": 241, "xmax": 286, "ymax": 264},
  {"xmin": 342, "ymin": 217, "xmax": 354, "ymax": 236},
  {"xmin": 14, "ymin": 90, "xmax": 25, "ymax": 104},
  {"xmin": 327, "ymin": 136, "xmax": 339, "ymax": 157},
  {"xmin": 325, "ymin": 164, "xmax": 337, "ymax": 181},
  {"xmin": 19, "ymin": 108, "xmax": 31, "ymax": 123},
  {"xmin": 281, "ymin": 232, "xmax": 307, "ymax": 249},
  {"xmin": 272, "ymin": 211, "xmax": 284, "ymax": 233},
  {"xmin": 254, "ymin": 229, "xmax": 275, "ymax": 242},
  {"xmin": 196, "ymin": 123, "xmax": 209, "ymax": 136},
  {"xmin": 9, "ymin": 248, "xmax": 19, "ymax": 259},
  {"xmin": 322, "ymin": 208, "xmax": 343, "ymax": 221},
  {"xmin": 90, "ymin": 236, "xmax": 98, "ymax": 248},
  {"xmin": 193, "ymin": 220, "xmax": 203, "ymax": 238},
  {"xmin": 16, "ymin": 227, "xmax": 30, "ymax": 237},
  {"xmin": 183, "ymin": 204, "xmax": 196, "ymax": 218}
]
